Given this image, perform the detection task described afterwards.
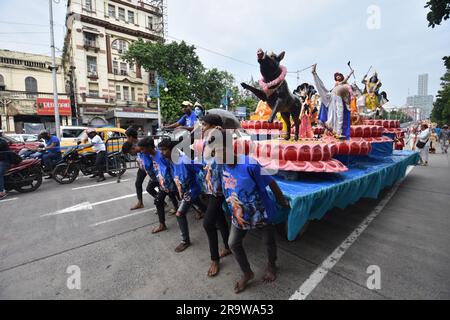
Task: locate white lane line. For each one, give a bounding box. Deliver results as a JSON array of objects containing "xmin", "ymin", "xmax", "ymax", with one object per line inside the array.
[
  {"xmin": 0, "ymin": 198, "xmax": 18, "ymax": 203},
  {"xmin": 289, "ymin": 166, "xmax": 415, "ymax": 300},
  {"xmin": 41, "ymin": 192, "xmax": 148, "ymax": 217},
  {"xmin": 72, "ymin": 179, "xmax": 130, "ymax": 191},
  {"xmin": 90, "ymin": 208, "xmax": 157, "ymax": 227}
]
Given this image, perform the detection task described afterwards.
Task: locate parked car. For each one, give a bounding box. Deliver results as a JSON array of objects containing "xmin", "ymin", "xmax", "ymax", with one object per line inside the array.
[
  {"xmin": 0, "ymin": 135, "xmax": 42, "ymax": 154},
  {"xmin": 7, "ymin": 134, "xmax": 39, "ymax": 143}
]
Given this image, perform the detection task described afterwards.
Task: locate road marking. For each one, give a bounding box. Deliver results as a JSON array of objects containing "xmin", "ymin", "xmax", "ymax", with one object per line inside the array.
[
  {"xmin": 289, "ymin": 166, "xmax": 415, "ymax": 300},
  {"xmin": 0, "ymin": 198, "xmax": 18, "ymax": 203},
  {"xmin": 72, "ymin": 179, "xmax": 130, "ymax": 191},
  {"xmin": 41, "ymin": 192, "xmax": 148, "ymax": 217},
  {"xmin": 90, "ymin": 208, "xmax": 157, "ymax": 227}
]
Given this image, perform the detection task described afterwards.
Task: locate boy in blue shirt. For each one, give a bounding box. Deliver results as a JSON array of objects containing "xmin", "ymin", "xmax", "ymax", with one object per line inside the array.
[
  {"xmin": 220, "ymin": 133, "xmax": 290, "ymax": 294},
  {"xmin": 158, "ymin": 139, "xmax": 206, "ymax": 253},
  {"xmin": 138, "ymin": 137, "xmax": 178, "ymax": 234}
]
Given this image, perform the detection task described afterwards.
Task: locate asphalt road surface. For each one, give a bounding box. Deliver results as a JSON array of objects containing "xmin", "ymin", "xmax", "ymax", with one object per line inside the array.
[{"xmin": 0, "ymin": 153, "xmax": 449, "ymax": 300}]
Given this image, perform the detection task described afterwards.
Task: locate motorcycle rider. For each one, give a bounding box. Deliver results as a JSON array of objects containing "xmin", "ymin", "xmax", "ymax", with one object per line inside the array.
[
  {"xmin": 38, "ymin": 131, "xmax": 62, "ymax": 178},
  {"xmin": 0, "ymin": 138, "xmax": 11, "ymax": 199},
  {"xmin": 83, "ymin": 129, "xmax": 107, "ymax": 183}
]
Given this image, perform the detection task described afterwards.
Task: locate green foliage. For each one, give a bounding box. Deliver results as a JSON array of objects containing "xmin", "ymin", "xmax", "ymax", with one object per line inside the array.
[
  {"xmin": 123, "ymin": 39, "xmax": 237, "ymax": 123},
  {"xmin": 425, "ymin": 0, "xmax": 450, "ymax": 28},
  {"xmin": 431, "ymin": 57, "xmax": 450, "ymax": 125}
]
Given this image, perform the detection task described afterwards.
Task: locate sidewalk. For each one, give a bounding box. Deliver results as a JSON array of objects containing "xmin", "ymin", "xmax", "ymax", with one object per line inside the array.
[{"xmin": 308, "ymin": 152, "xmax": 450, "ymax": 299}]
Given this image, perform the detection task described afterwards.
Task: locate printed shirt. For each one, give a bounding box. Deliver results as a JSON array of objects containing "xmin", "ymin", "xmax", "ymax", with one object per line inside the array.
[
  {"xmin": 152, "ymin": 150, "xmax": 174, "ymax": 192},
  {"xmin": 177, "ymin": 113, "xmax": 198, "ymax": 128},
  {"xmin": 171, "ymin": 153, "xmax": 202, "ymax": 201},
  {"xmin": 201, "ymin": 142, "xmax": 223, "ymax": 196},
  {"xmin": 45, "ymin": 136, "xmax": 61, "ymax": 154},
  {"xmin": 222, "ymin": 155, "xmax": 276, "ymax": 230}
]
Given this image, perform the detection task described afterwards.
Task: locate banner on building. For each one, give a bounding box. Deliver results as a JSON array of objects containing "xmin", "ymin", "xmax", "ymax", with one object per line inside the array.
[{"xmin": 36, "ymin": 98, "xmax": 71, "ymax": 116}]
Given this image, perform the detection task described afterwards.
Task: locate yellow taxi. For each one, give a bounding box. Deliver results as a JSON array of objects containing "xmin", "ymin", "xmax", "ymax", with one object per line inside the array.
[{"xmin": 61, "ymin": 127, "xmax": 127, "ymax": 154}]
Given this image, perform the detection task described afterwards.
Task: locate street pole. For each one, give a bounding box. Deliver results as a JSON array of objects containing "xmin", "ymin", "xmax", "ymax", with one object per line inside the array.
[
  {"xmin": 49, "ymin": 0, "xmax": 61, "ymax": 139},
  {"xmin": 155, "ymin": 71, "xmax": 162, "ymax": 129}
]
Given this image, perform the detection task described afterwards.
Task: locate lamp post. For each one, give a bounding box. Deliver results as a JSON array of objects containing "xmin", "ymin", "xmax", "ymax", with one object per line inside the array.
[{"xmin": 150, "ymin": 71, "xmax": 167, "ymax": 129}]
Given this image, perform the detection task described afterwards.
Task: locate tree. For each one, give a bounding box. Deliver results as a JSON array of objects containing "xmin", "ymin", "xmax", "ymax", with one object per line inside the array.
[
  {"xmin": 425, "ymin": 0, "xmax": 450, "ymax": 27},
  {"xmin": 431, "ymin": 57, "xmax": 450, "ymax": 125},
  {"xmin": 123, "ymin": 39, "xmax": 236, "ymax": 122}
]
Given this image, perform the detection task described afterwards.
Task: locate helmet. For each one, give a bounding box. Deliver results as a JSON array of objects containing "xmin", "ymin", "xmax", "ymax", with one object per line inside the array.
[{"xmin": 86, "ymin": 128, "xmax": 97, "ymax": 134}]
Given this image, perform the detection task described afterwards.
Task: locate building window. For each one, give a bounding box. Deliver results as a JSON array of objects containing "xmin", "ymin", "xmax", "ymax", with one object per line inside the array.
[
  {"xmin": 25, "ymin": 76, "xmax": 38, "ymax": 97},
  {"xmin": 118, "ymin": 8, "xmax": 125, "ymax": 21},
  {"xmin": 147, "ymin": 16, "xmax": 153, "ymax": 30},
  {"xmin": 128, "ymin": 11, "xmax": 135, "ymax": 24},
  {"xmin": 84, "ymin": 0, "xmax": 93, "ymax": 11},
  {"xmin": 86, "ymin": 56, "xmax": 97, "ymax": 76},
  {"xmin": 120, "ymin": 62, "xmax": 128, "ymax": 76},
  {"xmin": 113, "ymin": 61, "xmax": 119, "ymax": 75},
  {"xmin": 88, "ymin": 83, "xmax": 99, "ymax": 98},
  {"xmin": 112, "ymin": 39, "xmax": 128, "ymax": 53},
  {"xmin": 84, "ymin": 32, "xmax": 97, "ymax": 48},
  {"xmin": 0, "ymin": 74, "xmax": 5, "ymax": 91},
  {"xmin": 123, "ymin": 86, "xmax": 130, "ymax": 101},
  {"xmin": 116, "ymin": 85, "xmax": 121, "ymax": 100},
  {"xmin": 108, "ymin": 4, "xmax": 115, "ymax": 17},
  {"xmin": 131, "ymin": 87, "xmax": 135, "ymax": 101}
]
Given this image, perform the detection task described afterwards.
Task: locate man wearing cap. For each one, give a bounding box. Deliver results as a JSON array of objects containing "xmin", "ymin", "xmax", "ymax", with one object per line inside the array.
[
  {"xmin": 164, "ymin": 101, "xmax": 198, "ymax": 132},
  {"xmin": 83, "ymin": 129, "xmax": 107, "ymax": 182}
]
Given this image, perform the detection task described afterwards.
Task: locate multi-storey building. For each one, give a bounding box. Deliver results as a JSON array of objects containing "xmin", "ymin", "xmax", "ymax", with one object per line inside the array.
[
  {"xmin": 63, "ymin": 0, "xmax": 165, "ymax": 131},
  {"xmin": 406, "ymin": 74, "xmax": 434, "ymax": 120},
  {"xmin": 0, "ymin": 49, "xmax": 71, "ymax": 134}
]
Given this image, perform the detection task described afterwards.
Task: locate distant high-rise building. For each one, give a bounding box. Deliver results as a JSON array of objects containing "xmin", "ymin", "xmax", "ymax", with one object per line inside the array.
[
  {"xmin": 418, "ymin": 74, "xmax": 428, "ymax": 96},
  {"xmin": 406, "ymin": 73, "xmax": 434, "ymax": 119}
]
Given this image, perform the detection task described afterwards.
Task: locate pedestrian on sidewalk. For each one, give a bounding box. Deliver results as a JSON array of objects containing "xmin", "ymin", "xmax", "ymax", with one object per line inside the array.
[
  {"xmin": 439, "ymin": 125, "xmax": 449, "ymax": 154},
  {"xmin": 200, "ymin": 115, "xmax": 232, "ymax": 278},
  {"xmin": 417, "ymin": 124, "xmax": 431, "ymax": 166},
  {"xmin": 159, "ymin": 139, "xmax": 206, "ymax": 253}
]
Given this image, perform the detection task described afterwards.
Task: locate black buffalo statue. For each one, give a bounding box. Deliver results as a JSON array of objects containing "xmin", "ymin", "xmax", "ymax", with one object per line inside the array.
[{"xmin": 241, "ymin": 49, "xmax": 301, "ymax": 140}]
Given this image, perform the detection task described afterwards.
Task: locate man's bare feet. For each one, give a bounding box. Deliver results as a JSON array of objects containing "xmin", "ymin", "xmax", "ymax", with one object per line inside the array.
[
  {"xmin": 152, "ymin": 224, "xmax": 167, "ymax": 234},
  {"xmin": 262, "ymin": 264, "xmax": 277, "ymax": 283},
  {"xmin": 130, "ymin": 202, "xmax": 144, "ymax": 211},
  {"xmin": 208, "ymin": 260, "xmax": 220, "ymax": 278},
  {"xmin": 219, "ymin": 248, "xmax": 232, "ymax": 258},
  {"xmin": 195, "ymin": 212, "xmax": 204, "ymax": 220},
  {"xmin": 234, "ymin": 272, "xmax": 255, "ymax": 294}
]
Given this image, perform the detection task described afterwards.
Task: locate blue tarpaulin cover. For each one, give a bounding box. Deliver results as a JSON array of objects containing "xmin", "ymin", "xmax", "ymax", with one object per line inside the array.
[{"xmin": 270, "ymin": 151, "xmax": 420, "ymax": 240}]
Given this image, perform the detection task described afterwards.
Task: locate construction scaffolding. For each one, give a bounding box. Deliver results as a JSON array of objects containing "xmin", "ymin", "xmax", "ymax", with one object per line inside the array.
[{"xmin": 144, "ymin": 0, "xmax": 168, "ymax": 39}]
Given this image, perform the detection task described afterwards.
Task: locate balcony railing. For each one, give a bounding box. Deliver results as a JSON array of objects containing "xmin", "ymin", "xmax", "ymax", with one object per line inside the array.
[
  {"xmin": 84, "ymin": 39, "xmax": 99, "ymax": 49},
  {"xmin": 0, "ymin": 90, "xmax": 69, "ymax": 100}
]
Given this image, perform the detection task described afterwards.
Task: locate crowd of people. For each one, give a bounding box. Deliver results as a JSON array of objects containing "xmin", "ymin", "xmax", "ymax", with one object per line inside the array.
[
  {"xmin": 406, "ymin": 123, "xmax": 449, "ymax": 166},
  {"xmin": 122, "ymin": 101, "xmax": 290, "ymax": 294}
]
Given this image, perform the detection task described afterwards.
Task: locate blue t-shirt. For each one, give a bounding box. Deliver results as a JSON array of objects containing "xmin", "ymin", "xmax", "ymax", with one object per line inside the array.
[
  {"xmin": 171, "ymin": 153, "xmax": 202, "ymax": 201},
  {"xmin": 222, "ymin": 156, "xmax": 276, "ymax": 230},
  {"xmin": 177, "ymin": 113, "xmax": 198, "ymax": 127},
  {"xmin": 141, "ymin": 152, "xmax": 157, "ymax": 182},
  {"xmin": 152, "ymin": 150, "xmax": 174, "ymax": 192},
  {"xmin": 45, "ymin": 136, "xmax": 61, "ymax": 154}
]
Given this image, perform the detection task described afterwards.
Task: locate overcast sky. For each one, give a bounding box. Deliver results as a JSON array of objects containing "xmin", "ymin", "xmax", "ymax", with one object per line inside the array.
[{"xmin": 0, "ymin": 0, "xmax": 449, "ymax": 106}]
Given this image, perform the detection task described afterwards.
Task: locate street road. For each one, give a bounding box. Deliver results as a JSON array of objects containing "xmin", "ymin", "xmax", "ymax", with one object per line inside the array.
[{"xmin": 0, "ymin": 153, "xmax": 449, "ymax": 300}]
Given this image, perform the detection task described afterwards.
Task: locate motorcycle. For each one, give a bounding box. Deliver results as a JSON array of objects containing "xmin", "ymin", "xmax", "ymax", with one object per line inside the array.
[
  {"xmin": 52, "ymin": 145, "xmax": 127, "ymax": 185},
  {"xmin": 4, "ymin": 158, "xmax": 43, "ymax": 193}
]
